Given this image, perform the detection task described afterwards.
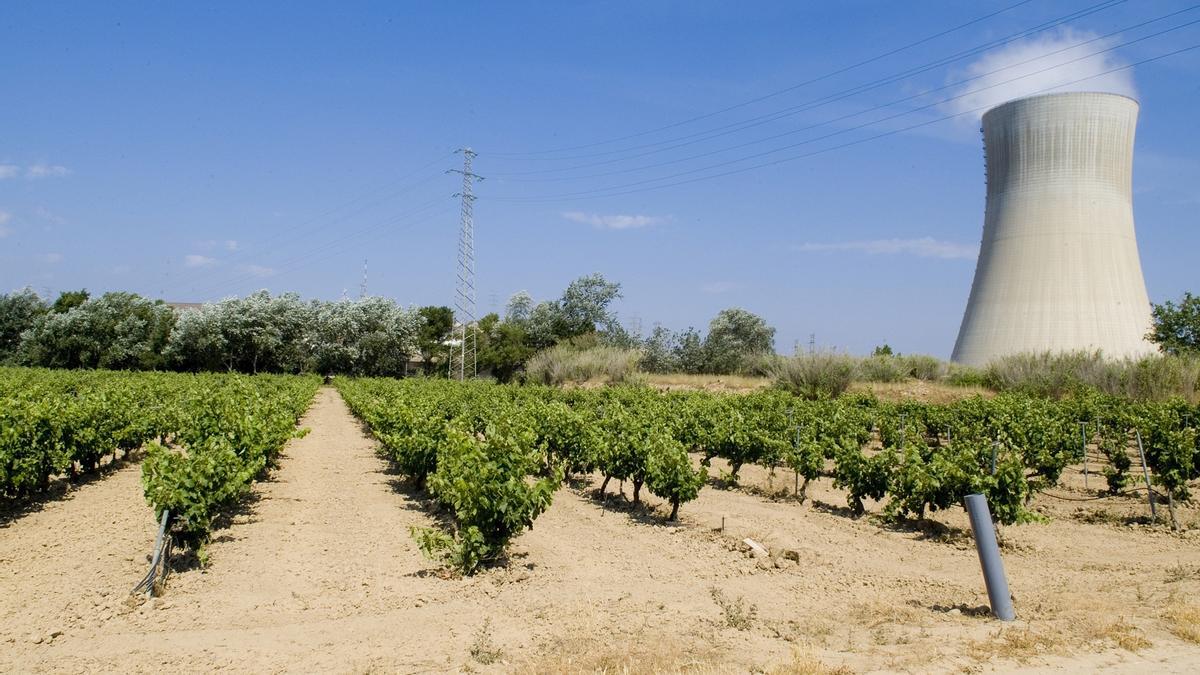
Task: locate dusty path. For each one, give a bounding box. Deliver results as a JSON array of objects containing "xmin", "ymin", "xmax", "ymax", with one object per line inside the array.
[{"xmin": 0, "ymin": 458, "xmax": 156, "ymax": 651}]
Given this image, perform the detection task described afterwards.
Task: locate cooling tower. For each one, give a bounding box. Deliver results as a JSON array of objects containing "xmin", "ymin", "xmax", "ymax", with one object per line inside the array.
[{"xmin": 951, "ymin": 91, "xmax": 1156, "ymax": 367}]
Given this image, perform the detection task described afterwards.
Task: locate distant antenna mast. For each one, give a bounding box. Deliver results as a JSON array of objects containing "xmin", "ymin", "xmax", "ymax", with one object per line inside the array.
[
  {"xmin": 360, "ymin": 258, "xmax": 368, "ymax": 299},
  {"xmin": 448, "ymin": 148, "xmax": 483, "ymax": 380}
]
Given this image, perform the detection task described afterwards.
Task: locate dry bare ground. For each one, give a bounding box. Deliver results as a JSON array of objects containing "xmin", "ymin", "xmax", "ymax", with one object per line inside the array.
[{"xmin": 1, "ymin": 386, "xmax": 1198, "ymax": 673}]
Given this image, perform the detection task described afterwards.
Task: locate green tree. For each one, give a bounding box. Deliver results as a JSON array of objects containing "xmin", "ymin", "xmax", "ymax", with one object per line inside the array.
[
  {"xmin": 416, "ymin": 305, "xmax": 455, "ymax": 375},
  {"xmin": 641, "ymin": 325, "xmax": 679, "ymax": 373},
  {"xmin": 52, "ymin": 289, "xmax": 89, "ymax": 313},
  {"xmin": 559, "ymin": 273, "xmax": 622, "ymax": 338},
  {"xmin": 0, "ymin": 288, "xmax": 47, "ymax": 362},
  {"xmin": 1148, "ymin": 292, "xmax": 1200, "ymax": 355},
  {"xmin": 477, "ymin": 313, "xmax": 533, "ymax": 382},
  {"xmin": 20, "ymin": 292, "xmax": 174, "ymax": 370},
  {"xmin": 674, "ymin": 327, "xmax": 706, "ymax": 374},
  {"xmin": 702, "ymin": 308, "xmax": 776, "ymax": 374},
  {"xmin": 504, "ymin": 291, "xmax": 533, "ymax": 323}
]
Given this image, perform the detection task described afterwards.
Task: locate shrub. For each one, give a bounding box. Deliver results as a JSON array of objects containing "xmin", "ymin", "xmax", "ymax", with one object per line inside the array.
[
  {"xmin": 944, "ymin": 363, "xmax": 987, "ymax": 387},
  {"xmin": 738, "ymin": 351, "xmax": 781, "ymax": 377},
  {"xmin": 984, "ymin": 351, "xmax": 1109, "ymax": 399},
  {"xmin": 856, "ymin": 355, "xmax": 907, "ymax": 383},
  {"xmin": 984, "ymin": 351, "xmax": 1199, "ymax": 402},
  {"xmin": 900, "ymin": 354, "xmax": 946, "ymax": 381},
  {"xmin": 771, "ymin": 351, "xmax": 856, "ymax": 399},
  {"xmin": 523, "ymin": 344, "xmax": 641, "ymax": 385}
]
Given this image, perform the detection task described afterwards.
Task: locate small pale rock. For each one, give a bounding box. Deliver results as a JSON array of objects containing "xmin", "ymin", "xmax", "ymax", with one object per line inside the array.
[{"xmin": 743, "ymin": 538, "xmax": 769, "ymax": 558}]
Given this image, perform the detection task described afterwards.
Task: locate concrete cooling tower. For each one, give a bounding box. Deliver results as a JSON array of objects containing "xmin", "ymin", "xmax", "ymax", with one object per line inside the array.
[{"xmin": 951, "ymin": 91, "xmax": 1156, "ymax": 367}]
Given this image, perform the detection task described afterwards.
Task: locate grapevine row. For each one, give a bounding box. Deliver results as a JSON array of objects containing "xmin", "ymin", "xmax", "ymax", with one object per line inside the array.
[
  {"xmin": 339, "ymin": 377, "xmax": 1200, "ymax": 574},
  {"xmin": 0, "ymin": 367, "xmax": 320, "ymax": 556}
]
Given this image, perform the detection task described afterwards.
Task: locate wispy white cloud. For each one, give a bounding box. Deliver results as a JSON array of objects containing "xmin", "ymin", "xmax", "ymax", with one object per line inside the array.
[
  {"xmin": 184, "ymin": 254, "xmax": 217, "ymax": 268},
  {"xmin": 225, "ymin": 239, "xmax": 238, "ymax": 251},
  {"xmin": 37, "ymin": 253, "xmax": 64, "ymax": 264},
  {"xmin": 26, "ymin": 163, "xmax": 71, "ymax": 178},
  {"xmin": 0, "ymin": 210, "xmax": 10, "ymax": 236},
  {"xmin": 33, "ymin": 206, "xmax": 67, "ymax": 226},
  {"xmin": 562, "ymin": 211, "xmax": 667, "ymax": 230},
  {"xmin": 1, "ymin": 163, "xmax": 72, "ymax": 179},
  {"xmin": 796, "ymin": 237, "xmax": 978, "ymax": 260},
  {"xmin": 241, "ymin": 264, "xmax": 275, "ymax": 278},
  {"xmin": 945, "ymin": 28, "xmax": 1136, "ymax": 119},
  {"xmin": 700, "ymin": 281, "xmax": 741, "ymax": 294}
]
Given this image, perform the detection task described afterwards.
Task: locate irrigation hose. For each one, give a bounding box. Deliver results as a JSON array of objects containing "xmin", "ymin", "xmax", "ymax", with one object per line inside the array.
[
  {"xmin": 1037, "ymin": 486, "xmax": 1163, "ymax": 503},
  {"xmin": 132, "ymin": 510, "xmax": 172, "ymax": 597}
]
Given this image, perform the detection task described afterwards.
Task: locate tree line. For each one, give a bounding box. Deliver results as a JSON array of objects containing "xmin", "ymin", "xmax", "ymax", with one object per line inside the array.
[
  {"xmin": 8, "ymin": 274, "xmax": 1188, "ymax": 379},
  {"xmin": 0, "ymin": 289, "xmax": 421, "ymax": 376},
  {"xmin": 0, "ymin": 273, "xmax": 779, "ymax": 379}
]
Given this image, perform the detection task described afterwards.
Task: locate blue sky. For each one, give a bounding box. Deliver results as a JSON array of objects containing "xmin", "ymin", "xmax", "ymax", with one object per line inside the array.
[{"xmin": 2, "ymin": 1, "xmax": 1198, "ymax": 357}]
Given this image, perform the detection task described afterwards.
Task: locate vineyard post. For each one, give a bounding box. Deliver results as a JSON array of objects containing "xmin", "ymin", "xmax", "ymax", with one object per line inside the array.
[
  {"xmin": 1133, "ymin": 429, "xmax": 1157, "ymax": 521},
  {"xmin": 1078, "ymin": 421, "xmax": 1089, "ymax": 490},
  {"xmin": 788, "ymin": 407, "xmax": 799, "ymax": 497},
  {"xmin": 964, "ymin": 494, "xmax": 1015, "ymax": 621}
]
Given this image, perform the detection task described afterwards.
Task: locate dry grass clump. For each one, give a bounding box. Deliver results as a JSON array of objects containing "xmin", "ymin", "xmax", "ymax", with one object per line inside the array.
[
  {"xmin": 517, "ymin": 632, "xmax": 728, "ymax": 674},
  {"xmin": 771, "ymin": 351, "xmax": 856, "ymax": 399},
  {"xmin": 899, "ymin": 354, "xmax": 947, "ymax": 381},
  {"xmin": 1165, "ymin": 562, "xmax": 1200, "ymax": 583},
  {"xmin": 984, "ymin": 351, "xmax": 1200, "ymax": 402},
  {"xmin": 843, "ymin": 354, "xmax": 948, "ymax": 384},
  {"xmin": 967, "ymin": 625, "xmax": 1066, "ymax": 662},
  {"xmin": 1096, "ymin": 617, "xmax": 1152, "ymax": 651},
  {"xmin": 524, "ymin": 345, "xmax": 641, "ymax": 386},
  {"xmin": 968, "ymin": 615, "xmax": 1152, "ymax": 664},
  {"xmin": 1165, "ymin": 599, "xmax": 1200, "ymax": 644},
  {"xmin": 711, "ymin": 587, "xmax": 757, "ymax": 631},
  {"xmin": 848, "ymin": 599, "xmax": 923, "ymax": 628},
  {"xmin": 855, "ymin": 355, "xmax": 907, "ymax": 383},
  {"xmin": 521, "ymin": 635, "xmax": 852, "ymax": 675},
  {"xmin": 641, "ymin": 372, "xmax": 770, "ymax": 392},
  {"xmin": 468, "ymin": 618, "xmax": 503, "ymax": 665},
  {"xmin": 768, "ymin": 650, "xmax": 854, "ymax": 675}
]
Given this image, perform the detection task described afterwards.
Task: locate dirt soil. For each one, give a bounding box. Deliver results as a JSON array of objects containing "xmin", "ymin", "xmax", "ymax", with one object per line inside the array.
[{"xmin": 2, "ymin": 387, "xmax": 1198, "ymax": 673}]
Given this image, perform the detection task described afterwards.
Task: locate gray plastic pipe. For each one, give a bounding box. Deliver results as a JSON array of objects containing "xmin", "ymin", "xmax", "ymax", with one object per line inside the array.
[{"xmin": 964, "ymin": 494, "xmax": 1015, "ymax": 621}]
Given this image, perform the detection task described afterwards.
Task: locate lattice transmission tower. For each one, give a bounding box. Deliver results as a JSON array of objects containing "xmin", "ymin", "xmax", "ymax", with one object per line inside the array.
[{"xmin": 448, "ymin": 148, "xmax": 483, "ymax": 380}]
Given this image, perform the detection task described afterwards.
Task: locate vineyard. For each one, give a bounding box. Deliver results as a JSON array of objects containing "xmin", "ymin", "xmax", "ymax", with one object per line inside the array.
[
  {"xmin": 338, "ymin": 376, "xmax": 1200, "ymax": 571},
  {"xmin": 0, "ymin": 367, "xmax": 319, "ymax": 556},
  {"xmin": 2, "ymin": 368, "xmax": 1199, "ymax": 672}
]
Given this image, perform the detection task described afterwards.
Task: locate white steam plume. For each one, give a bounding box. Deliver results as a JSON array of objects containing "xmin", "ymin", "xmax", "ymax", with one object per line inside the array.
[{"xmin": 947, "ymin": 28, "xmax": 1137, "ymax": 119}]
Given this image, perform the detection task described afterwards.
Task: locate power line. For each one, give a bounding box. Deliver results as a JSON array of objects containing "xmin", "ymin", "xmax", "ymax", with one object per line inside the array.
[
  {"xmin": 482, "ymin": 0, "xmax": 1046, "ymax": 157},
  {"xmin": 496, "ymin": 8, "xmax": 1200, "ymax": 186},
  {"xmin": 487, "ymin": 0, "xmax": 1128, "ymax": 167},
  {"xmin": 196, "ymin": 204, "xmax": 454, "ymax": 300},
  {"xmin": 185, "ymin": 152, "xmax": 453, "ymax": 288},
  {"xmin": 192, "ymin": 197, "xmax": 449, "ymax": 299},
  {"xmin": 490, "ymin": 41, "xmax": 1200, "ymax": 203}
]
